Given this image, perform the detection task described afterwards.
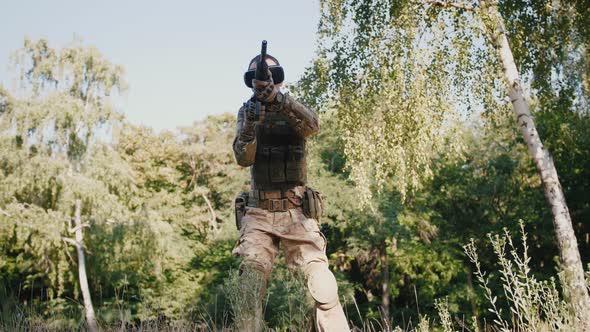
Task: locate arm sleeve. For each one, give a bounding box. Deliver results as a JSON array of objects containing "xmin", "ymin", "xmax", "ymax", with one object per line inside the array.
[
  {"xmin": 232, "ymin": 106, "xmax": 257, "ymax": 167},
  {"xmin": 276, "ymin": 93, "xmax": 320, "ymax": 138}
]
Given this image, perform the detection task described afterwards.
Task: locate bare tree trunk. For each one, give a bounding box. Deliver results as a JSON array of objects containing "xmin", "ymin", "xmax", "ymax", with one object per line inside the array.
[
  {"xmin": 481, "ymin": 2, "xmax": 590, "ymax": 325},
  {"xmin": 380, "ymin": 241, "xmax": 391, "ymax": 329},
  {"xmin": 200, "ymin": 192, "xmax": 218, "ymax": 233},
  {"xmin": 74, "ymin": 199, "xmax": 98, "ymax": 332}
]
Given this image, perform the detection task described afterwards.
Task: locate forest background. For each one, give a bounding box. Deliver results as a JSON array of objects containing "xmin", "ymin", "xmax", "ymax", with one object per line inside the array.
[{"xmin": 1, "ymin": 0, "xmax": 590, "ymax": 331}]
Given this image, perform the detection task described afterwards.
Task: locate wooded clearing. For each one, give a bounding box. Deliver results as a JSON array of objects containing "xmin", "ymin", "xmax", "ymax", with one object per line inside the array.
[{"xmin": 1, "ymin": 0, "xmax": 590, "ymax": 330}]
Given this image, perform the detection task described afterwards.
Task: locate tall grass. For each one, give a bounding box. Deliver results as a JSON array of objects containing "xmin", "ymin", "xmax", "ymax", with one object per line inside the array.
[
  {"xmin": 2, "ymin": 221, "xmax": 586, "ymax": 331},
  {"xmin": 462, "ymin": 221, "xmax": 580, "ymax": 332}
]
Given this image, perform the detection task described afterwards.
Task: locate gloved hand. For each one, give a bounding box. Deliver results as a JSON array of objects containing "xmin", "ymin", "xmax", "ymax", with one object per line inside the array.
[
  {"xmin": 252, "ymin": 69, "xmax": 280, "ymax": 103},
  {"xmin": 242, "ymin": 100, "xmax": 264, "ymax": 135},
  {"xmin": 244, "ymin": 99, "xmax": 265, "ymax": 122}
]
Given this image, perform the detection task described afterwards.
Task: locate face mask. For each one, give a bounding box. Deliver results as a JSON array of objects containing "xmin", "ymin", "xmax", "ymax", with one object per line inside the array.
[{"xmin": 243, "ymin": 66, "xmax": 285, "ymax": 88}]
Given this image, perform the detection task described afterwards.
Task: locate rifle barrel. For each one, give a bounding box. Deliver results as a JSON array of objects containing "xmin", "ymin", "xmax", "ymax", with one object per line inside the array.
[{"xmin": 256, "ymin": 40, "xmax": 269, "ymax": 81}]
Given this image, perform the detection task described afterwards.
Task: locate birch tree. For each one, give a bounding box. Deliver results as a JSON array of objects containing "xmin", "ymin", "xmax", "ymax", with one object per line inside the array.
[
  {"xmin": 302, "ymin": 0, "xmax": 590, "ymax": 326},
  {"xmin": 484, "ymin": 0, "xmax": 590, "ymax": 324}
]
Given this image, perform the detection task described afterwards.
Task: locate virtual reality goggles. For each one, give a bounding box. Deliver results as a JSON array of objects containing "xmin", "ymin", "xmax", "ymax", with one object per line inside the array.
[{"xmin": 243, "ymin": 55, "xmax": 285, "ymax": 88}]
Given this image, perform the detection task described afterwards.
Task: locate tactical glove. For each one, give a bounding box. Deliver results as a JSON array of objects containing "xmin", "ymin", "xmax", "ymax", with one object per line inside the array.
[
  {"xmin": 244, "ymin": 100, "xmax": 265, "ymax": 123},
  {"xmin": 252, "ymin": 70, "xmax": 280, "ymax": 103},
  {"xmin": 241, "ymin": 100, "xmax": 263, "ymax": 140}
]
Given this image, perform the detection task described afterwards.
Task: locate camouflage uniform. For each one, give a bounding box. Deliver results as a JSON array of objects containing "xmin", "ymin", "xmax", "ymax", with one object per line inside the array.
[{"xmin": 232, "ymin": 93, "xmax": 350, "ymax": 332}]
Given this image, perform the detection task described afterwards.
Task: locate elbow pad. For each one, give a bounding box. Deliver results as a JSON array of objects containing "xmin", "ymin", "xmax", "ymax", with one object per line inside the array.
[{"xmin": 275, "ymin": 93, "xmax": 319, "ymax": 138}]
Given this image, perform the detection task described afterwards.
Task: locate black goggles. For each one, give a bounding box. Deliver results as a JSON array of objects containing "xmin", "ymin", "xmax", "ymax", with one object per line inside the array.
[{"xmin": 243, "ymin": 66, "xmax": 285, "ymax": 88}]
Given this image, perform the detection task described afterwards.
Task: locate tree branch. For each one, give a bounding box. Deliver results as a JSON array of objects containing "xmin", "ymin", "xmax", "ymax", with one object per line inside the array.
[
  {"xmin": 424, "ymin": 0, "xmax": 475, "ymax": 11},
  {"xmin": 68, "ymin": 222, "xmax": 91, "ymax": 234},
  {"xmin": 62, "ymin": 237, "xmax": 80, "ymax": 248},
  {"xmin": 61, "ymin": 239, "xmax": 76, "ymax": 265},
  {"xmin": 200, "ymin": 192, "xmax": 219, "ymax": 233}
]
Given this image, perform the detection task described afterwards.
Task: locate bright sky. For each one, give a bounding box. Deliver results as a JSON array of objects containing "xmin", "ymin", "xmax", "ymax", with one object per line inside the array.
[{"xmin": 0, "ymin": 0, "xmax": 321, "ymax": 131}]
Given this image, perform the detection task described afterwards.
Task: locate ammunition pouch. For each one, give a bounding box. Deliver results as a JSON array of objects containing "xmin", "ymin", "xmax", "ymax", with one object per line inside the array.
[
  {"xmin": 269, "ymin": 146, "xmax": 287, "ymax": 183},
  {"xmin": 302, "ymin": 187, "xmax": 324, "ymax": 221},
  {"xmin": 250, "ymin": 116, "xmax": 307, "ymax": 188},
  {"xmin": 285, "ymin": 144, "xmax": 305, "ymax": 182},
  {"xmin": 234, "ymin": 192, "xmax": 249, "ymax": 230}
]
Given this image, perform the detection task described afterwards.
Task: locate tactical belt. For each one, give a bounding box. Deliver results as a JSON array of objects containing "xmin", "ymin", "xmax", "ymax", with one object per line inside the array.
[
  {"xmin": 249, "ymin": 188, "xmax": 302, "ymax": 212},
  {"xmin": 250, "ymin": 189, "xmax": 289, "ymax": 200},
  {"xmin": 255, "ymin": 198, "xmax": 299, "ymax": 212}
]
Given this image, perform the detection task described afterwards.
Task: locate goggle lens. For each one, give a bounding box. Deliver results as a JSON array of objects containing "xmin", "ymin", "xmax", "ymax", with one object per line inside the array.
[{"xmin": 243, "ymin": 66, "xmax": 285, "ymax": 88}]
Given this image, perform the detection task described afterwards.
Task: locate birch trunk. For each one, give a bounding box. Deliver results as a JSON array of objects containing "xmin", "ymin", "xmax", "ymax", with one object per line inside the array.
[
  {"xmin": 481, "ymin": 2, "xmax": 590, "ymax": 325},
  {"xmin": 74, "ymin": 199, "xmax": 98, "ymax": 332},
  {"xmin": 200, "ymin": 192, "xmax": 218, "ymax": 233}
]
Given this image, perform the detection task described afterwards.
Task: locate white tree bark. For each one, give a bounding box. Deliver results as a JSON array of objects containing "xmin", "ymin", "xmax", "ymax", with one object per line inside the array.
[
  {"xmin": 73, "ymin": 199, "xmax": 98, "ymax": 332},
  {"xmin": 482, "ymin": 2, "xmax": 590, "ymax": 325},
  {"xmin": 200, "ymin": 192, "xmax": 219, "ymax": 233}
]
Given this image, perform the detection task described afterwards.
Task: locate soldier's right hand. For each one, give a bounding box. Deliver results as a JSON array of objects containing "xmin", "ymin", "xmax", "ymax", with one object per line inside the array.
[{"xmin": 244, "ymin": 100, "xmax": 265, "ymax": 125}]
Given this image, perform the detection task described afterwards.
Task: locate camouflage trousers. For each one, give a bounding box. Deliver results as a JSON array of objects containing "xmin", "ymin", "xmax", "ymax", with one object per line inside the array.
[{"xmin": 232, "ymin": 205, "xmax": 350, "ymax": 332}]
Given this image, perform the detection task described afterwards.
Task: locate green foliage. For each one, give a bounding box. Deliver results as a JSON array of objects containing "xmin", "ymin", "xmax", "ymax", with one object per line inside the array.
[
  {"xmin": 0, "ymin": 39, "xmax": 248, "ymax": 328},
  {"xmin": 3, "ymin": 5, "xmax": 590, "ymax": 327},
  {"xmin": 300, "ymin": 0, "xmax": 499, "ymax": 203},
  {"xmin": 301, "ymin": 0, "xmax": 590, "ymax": 206},
  {"xmin": 535, "ymin": 105, "xmax": 590, "ymax": 262}
]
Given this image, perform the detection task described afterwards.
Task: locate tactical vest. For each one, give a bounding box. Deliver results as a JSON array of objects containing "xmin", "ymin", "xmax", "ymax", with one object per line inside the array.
[{"xmin": 251, "ymin": 111, "xmax": 307, "ymax": 190}]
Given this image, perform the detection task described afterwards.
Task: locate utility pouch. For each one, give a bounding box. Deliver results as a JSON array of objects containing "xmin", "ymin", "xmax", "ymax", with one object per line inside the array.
[
  {"xmin": 302, "ymin": 187, "xmax": 324, "ymax": 221},
  {"xmin": 270, "ymin": 146, "xmax": 286, "ymax": 183},
  {"xmin": 253, "ymin": 146, "xmax": 271, "ymax": 184},
  {"xmin": 285, "ymin": 144, "xmax": 305, "ymax": 182},
  {"xmin": 234, "ymin": 192, "xmax": 249, "ymax": 230}
]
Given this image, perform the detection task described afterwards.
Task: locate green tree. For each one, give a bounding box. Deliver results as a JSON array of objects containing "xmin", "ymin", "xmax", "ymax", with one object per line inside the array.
[
  {"xmin": 302, "ymin": 0, "xmax": 590, "ymax": 324},
  {"xmin": 1, "ymin": 38, "xmax": 126, "ymax": 330}
]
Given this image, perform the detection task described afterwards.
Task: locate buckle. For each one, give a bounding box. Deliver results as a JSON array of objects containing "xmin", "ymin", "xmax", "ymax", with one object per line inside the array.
[{"xmin": 268, "ymin": 199, "xmax": 288, "ymax": 212}]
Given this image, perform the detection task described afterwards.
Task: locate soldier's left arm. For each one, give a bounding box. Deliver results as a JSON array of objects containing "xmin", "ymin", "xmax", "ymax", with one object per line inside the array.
[{"xmin": 272, "ymin": 93, "xmax": 319, "ymax": 138}]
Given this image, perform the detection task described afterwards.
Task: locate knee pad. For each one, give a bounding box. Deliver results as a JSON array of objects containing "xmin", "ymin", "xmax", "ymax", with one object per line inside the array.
[{"xmin": 306, "ymin": 263, "xmax": 339, "ymax": 310}]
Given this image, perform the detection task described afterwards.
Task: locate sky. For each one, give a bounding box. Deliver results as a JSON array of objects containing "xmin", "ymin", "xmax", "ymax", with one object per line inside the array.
[{"xmin": 0, "ymin": 0, "xmax": 321, "ymax": 131}]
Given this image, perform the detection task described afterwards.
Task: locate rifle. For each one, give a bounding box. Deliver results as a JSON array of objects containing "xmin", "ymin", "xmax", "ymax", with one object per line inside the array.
[
  {"xmin": 255, "ymin": 40, "xmax": 269, "ymax": 81},
  {"xmin": 248, "ymin": 40, "xmax": 269, "ymax": 121}
]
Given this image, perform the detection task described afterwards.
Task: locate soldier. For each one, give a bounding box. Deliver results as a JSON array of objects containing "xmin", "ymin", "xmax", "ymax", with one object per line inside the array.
[{"xmin": 232, "ymin": 50, "xmax": 350, "ymax": 332}]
